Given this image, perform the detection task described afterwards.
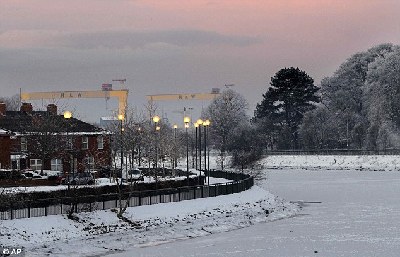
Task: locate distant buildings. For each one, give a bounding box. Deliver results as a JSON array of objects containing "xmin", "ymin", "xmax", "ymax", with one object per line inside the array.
[
  {"xmin": 99, "ymin": 116, "xmax": 119, "ymax": 129},
  {"xmin": 0, "ymin": 102, "xmax": 112, "ymax": 172}
]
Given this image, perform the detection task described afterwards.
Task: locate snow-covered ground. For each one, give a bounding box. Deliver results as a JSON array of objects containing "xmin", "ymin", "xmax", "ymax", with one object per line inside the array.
[
  {"xmin": 2, "ymin": 154, "xmax": 400, "ymax": 257},
  {"xmin": 0, "ymin": 186, "xmax": 296, "ymax": 257},
  {"xmin": 261, "ymin": 154, "xmax": 400, "ymax": 171},
  {"xmin": 109, "ymin": 168, "xmax": 400, "ymax": 257}
]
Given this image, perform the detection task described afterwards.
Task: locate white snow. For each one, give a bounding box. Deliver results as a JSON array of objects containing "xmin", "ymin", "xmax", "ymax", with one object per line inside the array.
[
  {"xmin": 0, "ymin": 186, "xmax": 297, "ymax": 257},
  {"xmin": 3, "ymin": 154, "xmax": 400, "ymax": 257},
  {"xmin": 3, "ymin": 174, "xmax": 231, "ymax": 194},
  {"xmin": 109, "ymin": 168, "xmax": 400, "ymax": 257},
  {"xmin": 261, "ymin": 154, "xmax": 400, "ymax": 171}
]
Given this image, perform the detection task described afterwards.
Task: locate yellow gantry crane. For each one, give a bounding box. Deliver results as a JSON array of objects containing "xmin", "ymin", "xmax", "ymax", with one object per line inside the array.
[
  {"xmin": 146, "ymin": 88, "xmax": 220, "ymax": 101},
  {"xmin": 20, "ymin": 89, "xmax": 129, "ymax": 118}
]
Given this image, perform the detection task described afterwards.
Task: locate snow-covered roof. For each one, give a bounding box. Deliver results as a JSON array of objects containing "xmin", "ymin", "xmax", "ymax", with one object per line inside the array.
[
  {"xmin": 0, "ymin": 111, "xmax": 109, "ymax": 135},
  {"xmin": 100, "ymin": 116, "xmax": 118, "ymax": 121}
]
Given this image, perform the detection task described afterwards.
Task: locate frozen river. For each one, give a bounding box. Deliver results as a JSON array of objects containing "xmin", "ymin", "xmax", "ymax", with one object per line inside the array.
[{"xmin": 110, "ymin": 169, "xmax": 400, "ymax": 257}]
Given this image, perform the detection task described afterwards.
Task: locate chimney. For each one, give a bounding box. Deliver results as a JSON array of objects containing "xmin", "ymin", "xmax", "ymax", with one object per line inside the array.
[
  {"xmin": 20, "ymin": 102, "xmax": 33, "ymax": 113},
  {"xmin": 47, "ymin": 104, "xmax": 57, "ymax": 115},
  {"xmin": 0, "ymin": 102, "xmax": 6, "ymax": 116}
]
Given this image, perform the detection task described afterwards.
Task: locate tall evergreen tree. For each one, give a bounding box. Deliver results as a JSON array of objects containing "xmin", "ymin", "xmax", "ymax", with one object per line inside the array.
[{"xmin": 255, "ymin": 67, "xmax": 319, "ymax": 149}]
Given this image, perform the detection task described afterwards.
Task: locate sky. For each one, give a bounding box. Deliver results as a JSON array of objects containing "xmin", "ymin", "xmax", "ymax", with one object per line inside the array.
[{"xmin": 1, "ymin": 0, "xmax": 400, "ymax": 124}]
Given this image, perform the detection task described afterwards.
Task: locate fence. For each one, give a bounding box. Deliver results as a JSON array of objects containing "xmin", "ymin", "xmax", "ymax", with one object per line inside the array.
[
  {"xmin": 266, "ymin": 149, "xmax": 400, "ymax": 156},
  {"xmin": 0, "ymin": 170, "xmax": 253, "ymax": 220}
]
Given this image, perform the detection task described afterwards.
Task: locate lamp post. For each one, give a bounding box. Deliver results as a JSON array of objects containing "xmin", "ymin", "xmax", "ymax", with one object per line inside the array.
[
  {"xmin": 173, "ymin": 124, "xmax": 178, "ymax": 171},
  {"xmin": 197, "ymin": 119, "xmax": 203, "ymax": 176},
  {"xmin": 152, "ymin": 115, "xmax": 160, "ymax": 169},
  {"xmin": 184, "ymin": 116, "xmax": 190, "ymax": 185},
  {"xmin": 118, "ymin": 114, "xmax": 124, "ymax": 184},
  {"xmin": 137, "ymin": 127, "xmax": 142, "ymax": 167},
  {"xmin": 156, "ymin": 125, "xmax": 161, "ymax": 168},
  {"xmin": 194, "ymin": 122, "xmax": 199, "ymax": 170},
  {"xmin": 204, "ymin": 119, "xmax": 210, "ymax": 185},
  {"xmin": 63, "ymin": 111, "xmax": 73, "ymax": 190}
]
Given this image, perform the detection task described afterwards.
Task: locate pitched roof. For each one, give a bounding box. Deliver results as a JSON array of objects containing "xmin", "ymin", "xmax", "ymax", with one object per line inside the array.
[{"xmin": 0, "ymin": 111, "xmax": 107, "ymax": 135}]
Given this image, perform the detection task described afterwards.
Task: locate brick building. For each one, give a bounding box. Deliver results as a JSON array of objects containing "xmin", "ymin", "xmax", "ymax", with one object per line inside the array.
[{"xmin": 0, "ymin": 102, "xmax": 112, "ymax": 173}]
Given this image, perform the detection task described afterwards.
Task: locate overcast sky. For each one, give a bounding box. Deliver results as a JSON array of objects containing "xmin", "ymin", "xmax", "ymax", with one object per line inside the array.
[{"xmin": 1, "ymin": 0, "xmax": 400, "ymax": 124}]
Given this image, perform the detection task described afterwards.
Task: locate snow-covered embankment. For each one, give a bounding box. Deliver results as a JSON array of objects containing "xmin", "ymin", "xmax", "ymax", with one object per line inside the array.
[
  {"xmin": 1, "ymin": 186, "xmax": 298, "ymax": 257},
  {"xmin": 260, "ymin": 155, "xmax": 400, "ymax": 171}
]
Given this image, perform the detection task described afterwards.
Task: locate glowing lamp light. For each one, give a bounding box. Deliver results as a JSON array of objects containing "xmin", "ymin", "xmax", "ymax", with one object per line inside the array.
[
  {"xmin": 153, "ymin": 115, "xmax": 160, "ymax": 123},
  {"xmin": 63, "ymin": 111, "xmax": 72, "ymax": 119},
  {"xmin": 183, "ymin": 116, "xmax": 190, "ymax": 124}
]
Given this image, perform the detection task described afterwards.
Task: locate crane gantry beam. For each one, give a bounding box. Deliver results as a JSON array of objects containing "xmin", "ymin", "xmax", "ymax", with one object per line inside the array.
[
  {"xmin": 20, "ymin": 89, "xmax": 129, "ymax": 117},
  {"xmin": 146, "ymin": 90, "xmax": 220, "ymax": 102}
]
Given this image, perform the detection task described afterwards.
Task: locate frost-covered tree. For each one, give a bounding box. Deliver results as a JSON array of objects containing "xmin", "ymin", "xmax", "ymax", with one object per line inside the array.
[
  {"xmin": 255, "ymin": 67, "xmax": 319, "ymax": 150},
  {"xmin": 364, "ymin": 46, "xmax": 400, "ymax": 149},
  {"xmin": 202, "ymin": 89, "xmax": 249, "ymax": 170},
  {"xmin": 301, "ymin": 43, "xmax": 399, "ymax": 150},
  {"xmin": 300, "ymin": 107, "xmax": 335, "ymax": 149},
  {"xmin": 121, "ymin": 108, "xmax": 149, "ymax": 170}
]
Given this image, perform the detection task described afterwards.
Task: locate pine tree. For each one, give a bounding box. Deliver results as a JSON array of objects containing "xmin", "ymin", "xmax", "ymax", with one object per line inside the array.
[{"xmin": 255, "ymin": 67, "xmax": 319, "ymax": 149}]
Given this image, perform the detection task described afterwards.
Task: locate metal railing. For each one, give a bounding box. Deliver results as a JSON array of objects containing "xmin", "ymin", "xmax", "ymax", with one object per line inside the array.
[
  {"xmin": 266, "ymin": 149, "xmax": 400, "ymax": 156},
  {"xmin": 0, "ymin": 170, "xmax": 254, "ymax": 220}
]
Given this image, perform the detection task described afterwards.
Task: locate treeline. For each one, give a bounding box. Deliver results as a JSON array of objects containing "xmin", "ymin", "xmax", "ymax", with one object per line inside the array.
[
  {"xmin": 203, "ymin": 43, "xmax": 400, "ymax": 168},
  {"xmin": 253, "ymin": 43, "xmax": 400, "ymax": 152}
]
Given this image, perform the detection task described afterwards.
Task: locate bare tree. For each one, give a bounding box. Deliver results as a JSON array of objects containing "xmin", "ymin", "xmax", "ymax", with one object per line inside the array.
[
  {"xmin": 26, "ymin": 113, "xmax": 64, "ymax": 175},
  {"xmin": 202, "ymin": 89, "xmax": 249, "ymax": 170},
  {"xmin": 0, "ymin": 94, "xmax": 20, "ymax": 111}
]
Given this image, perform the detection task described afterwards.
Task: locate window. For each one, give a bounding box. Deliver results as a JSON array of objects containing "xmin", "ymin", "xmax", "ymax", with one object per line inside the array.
[
  {"xmin": 82, "ymin": 136, "xmax": 88, "ymax": 150},
  {"xmin": 97, "ymin": 136, "xmax": 104, "ymax": 149},
  {"xmin": 66, "ymin": 137, "xmax": 73, "ymax": 149},
  {"xmin": 21, "ymin": 137, "xmax": 27, "ymax": 151},
  {"xmin": 84, "ymin": 156, "xmax": 95, "ymax": 170},
  {"xmin": 30, "ymin": 159, "xmax": 42, "ymax": 171},
  {"xmin": 51, "ymin": 159, "xmax": 63, "ymax": 171}
]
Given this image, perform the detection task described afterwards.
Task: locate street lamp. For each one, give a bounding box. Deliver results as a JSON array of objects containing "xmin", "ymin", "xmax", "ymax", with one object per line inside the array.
[
  {"xmin": 194, "ymin": 122, "xmax": 199, "ymax": 170},
  {"xmin": 118, "ymin": 114, "xmax": 124, "ymax": 184},
  {"xmin": 137, "ymin": 127, "xmax": 142, "ymax": 167},
  {"xmin": 63, "ymin": 111, "xmax": 72, "ymax": 190},
  {"xmin": 203, "ymin": 119, "xmax": 210, "ymax": 185},
  {"xmin": 196, "ymin": 119, "xmax": 203, "ymax": 174},
  {"xmin": 153, "ymin": 115, "xmax": 160, "ymax": 169},
  {"xmin": 184, "ymin": 116, "xmax": 190, "ymax": 185},
  {"xmin": 173, "ymin": 124, "xmax": 178, "ymax": 171},
  {"xmin": 63, "ymin": 111, "xmax": 72, "ymax": 119},
  {"xmin": 153, "ymin": 115, "xmax": 160, "ymax": 123}
]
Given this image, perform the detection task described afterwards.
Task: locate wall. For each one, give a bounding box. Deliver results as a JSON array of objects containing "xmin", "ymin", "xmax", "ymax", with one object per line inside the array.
[{"xmin": 0, "ymin": 136, "xmax": 12, "ymax": 169}]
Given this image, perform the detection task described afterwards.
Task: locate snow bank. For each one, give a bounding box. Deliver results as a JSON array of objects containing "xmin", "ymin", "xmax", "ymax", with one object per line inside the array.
[
  {"xmin": 0, "ymin": 186, "xmax": 298, "ymax": 257},
  {"xmin": 261, "ymin": 155, "xmax": 400, "ymax": 171}
]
